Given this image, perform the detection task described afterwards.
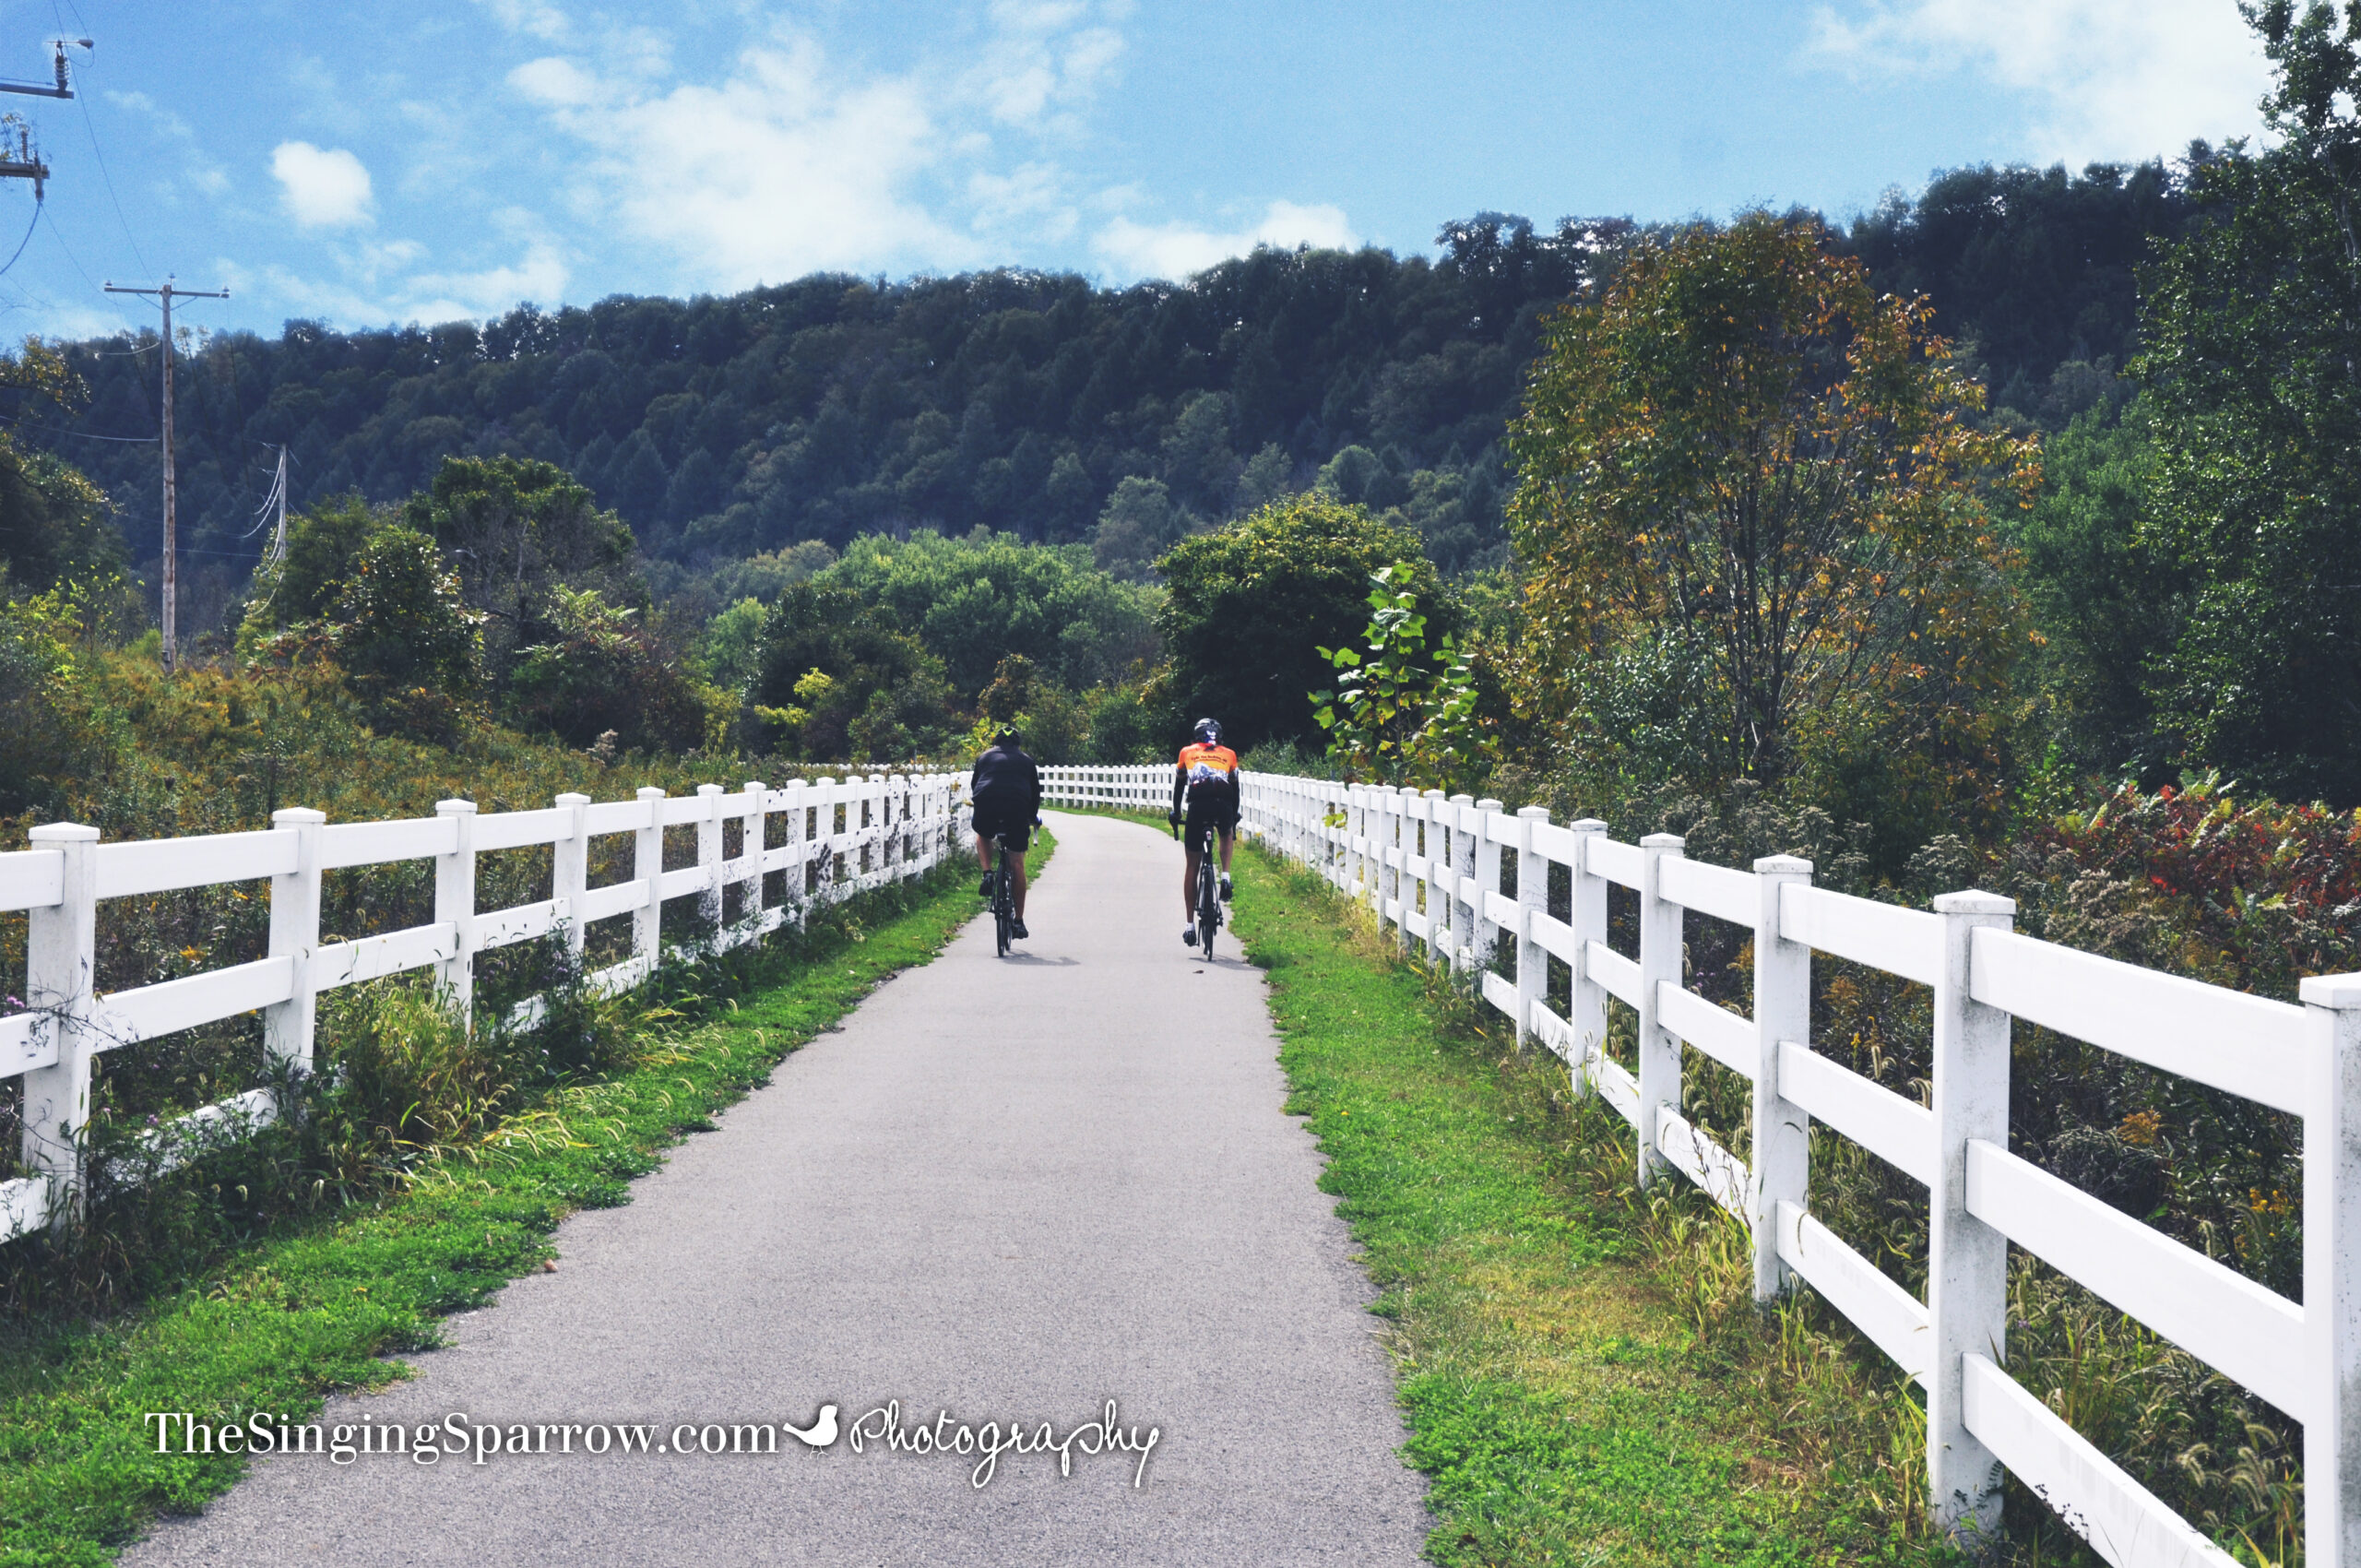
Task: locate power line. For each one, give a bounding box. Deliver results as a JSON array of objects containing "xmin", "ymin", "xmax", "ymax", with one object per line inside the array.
[
  {"xmin": 38, "ymin": 198, "xmax": 106, "ymax": 296},
  {"xmin": 0, "ymin": 409, "xmax": 154, "ymax": 442},
  {"xmin": 66, "ymin": 44, "xmax": 148, "ymax": 277},
  {"xmin": 0, "ymin": 190, "xmax": 38, "ymax": 279}
]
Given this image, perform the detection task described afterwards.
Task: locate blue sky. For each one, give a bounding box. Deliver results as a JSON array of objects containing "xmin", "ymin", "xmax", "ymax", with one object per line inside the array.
[{"xmin": 0, "ymin": 0, "xmax": 2274, "ymax": 343}]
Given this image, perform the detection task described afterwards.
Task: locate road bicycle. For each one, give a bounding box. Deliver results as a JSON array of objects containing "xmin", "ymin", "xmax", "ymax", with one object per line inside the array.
[
  {"xmin": 988, "ymin": 830, "xmax": 1019, "ymax": 957},
  {"xmin": 1171, "ymin": 814, "xmax": 1224, "ymax": 959}
]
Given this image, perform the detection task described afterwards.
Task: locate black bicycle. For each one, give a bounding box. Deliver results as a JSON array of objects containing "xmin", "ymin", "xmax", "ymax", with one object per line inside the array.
[
  {"xmin": 989, "ymin": 831, "xmax": 1019, "ymax": 957},
  {"xmin": 1172, "ymin": 814, "xmax": 1223, "ymax": 958}
]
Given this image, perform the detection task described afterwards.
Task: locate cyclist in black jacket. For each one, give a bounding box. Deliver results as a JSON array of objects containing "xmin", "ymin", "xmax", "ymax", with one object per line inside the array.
[{"xmin": 970, "ymin": 727, "xmax": 1042, "ymax": 939}]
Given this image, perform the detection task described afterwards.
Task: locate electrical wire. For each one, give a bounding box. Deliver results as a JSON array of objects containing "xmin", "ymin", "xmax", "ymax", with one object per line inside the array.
[
  {"xmin": 242, "ymin": 450, "xmax": 286, "ymax": 538},
  {"xmin": 0, "ymin": 191, "xmax": 41, "ymax": 279},
  {"xmin": 63, "ymin": 34, "xmax": 151, "ymax": 279},
  {"xmin": 38, "ymin": 197, "xmax": 106, "ymax": 296},
  {"xmin": 0, "ymin": 409, "xmax": 155, "ymax": 442}
]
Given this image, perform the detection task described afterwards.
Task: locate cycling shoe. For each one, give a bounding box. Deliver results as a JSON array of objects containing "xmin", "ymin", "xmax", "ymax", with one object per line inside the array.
[{"xmin": 1182, "ymin": 925, "xmax": 1198, "ymax": 947}]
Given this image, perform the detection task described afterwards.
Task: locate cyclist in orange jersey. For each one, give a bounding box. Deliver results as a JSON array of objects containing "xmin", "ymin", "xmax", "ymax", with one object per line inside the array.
[{"xmin": 1168, "ymin": 718, "xmax": 1240, "ymax": 946}]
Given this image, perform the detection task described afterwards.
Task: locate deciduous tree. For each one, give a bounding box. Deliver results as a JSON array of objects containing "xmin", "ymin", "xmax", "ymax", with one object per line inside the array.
[
  {"xmin": 2132, "ymin": 0, "xmax": 2361, "ymax": 802},
  {"xmin": 1507, "ymin": 213, "xmax": 2037, "ymax": 849}
]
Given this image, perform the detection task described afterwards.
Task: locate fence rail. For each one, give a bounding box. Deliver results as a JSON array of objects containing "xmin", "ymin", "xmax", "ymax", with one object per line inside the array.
[
  {"xmin": 1038, "ymin": 764, "xmax": 2358, "ymax": 1568},
  {"xmin": 4, "ymin": 772, "xmax": 974, "ymax": 1246}
]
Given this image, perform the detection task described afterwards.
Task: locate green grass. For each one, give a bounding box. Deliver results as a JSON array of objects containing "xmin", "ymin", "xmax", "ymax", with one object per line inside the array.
[
  {"xmin": 0, "ymin": 831, "xmax": 1050, "ymax": 1567},
  {"xmin": 1233, "ymin": 845, "xmax": 1941, "ymax": 1568}
]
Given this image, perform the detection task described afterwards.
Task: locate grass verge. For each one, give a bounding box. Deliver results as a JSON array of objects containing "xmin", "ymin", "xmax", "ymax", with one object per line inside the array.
[
  {"xmin": 0, "ymin": 829, "xmax": 1050, "ymax": 1568},
  {"xmin": 1233, "ymin": 844, "xmax": 1945, "ymax": 1568}
]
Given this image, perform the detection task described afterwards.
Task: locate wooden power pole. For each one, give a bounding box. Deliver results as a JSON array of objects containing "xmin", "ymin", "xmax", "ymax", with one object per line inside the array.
[{"xmin": 104, "ymin": 279, "xmax": 229, "ymax": 671}]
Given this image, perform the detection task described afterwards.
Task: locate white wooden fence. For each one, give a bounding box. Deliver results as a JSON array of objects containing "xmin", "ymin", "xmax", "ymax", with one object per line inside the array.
[
  {"xmin": 2, "ymin": 772, "xmax": 973, "ymax": 1246},
  {"xmin": 1040, "ymin": 764, "xmax": 2358, "ymax": 1568}
]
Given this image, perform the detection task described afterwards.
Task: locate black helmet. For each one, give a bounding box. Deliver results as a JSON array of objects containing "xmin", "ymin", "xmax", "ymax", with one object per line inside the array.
[
  {"xmin": 1192, "ymin": 718, "xmax": 1223, "ymax": 745},
  {"xmin": 993, "ymin": 724, "xmax": 1022, "ymax": 746}
]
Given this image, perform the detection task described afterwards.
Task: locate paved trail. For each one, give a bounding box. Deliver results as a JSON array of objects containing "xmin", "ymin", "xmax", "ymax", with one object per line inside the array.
[{"xmin": 125, "ymin": 811, "xmax": 1430, "ymax": 1567}]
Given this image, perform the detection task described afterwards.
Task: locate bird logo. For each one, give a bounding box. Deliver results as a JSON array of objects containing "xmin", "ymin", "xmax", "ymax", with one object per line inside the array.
[{"xmin": 784, "ymin": 1404, "xmax": 839, "ymax": 1448}]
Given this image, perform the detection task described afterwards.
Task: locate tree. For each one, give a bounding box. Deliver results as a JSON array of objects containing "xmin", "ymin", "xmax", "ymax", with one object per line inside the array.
[
  {"xmin": 815, "ymin": 528, "xmax": 1159, "ymax": 698},
  {"xmin": 328, "ymin": 524, "xmax": 484, "ymax": 734},
  {"xmin": 1090, "ymin": 477, "xmax": 1186, "ymax": 582},
  {"xmin": 2131, "ymin": 1, "xmax": 2361, "ymax": 802},
  {"xmin": 400, "ymin": 456, "xmax": 638, "ymax": 677},
  {"xmin": 506, "ymin": 585, "xmax": 713, "ymax": 754},
  {"xmin": 0, "ymin": 339, "xmax": 117, "ymax": 593},
  {"xmin": 1311, "ymin": 564, "xmax": 1496, "ymax": 791},
  {"xmin": 1157, "ymin": 494, "xmax": 1442, "ymax": 754},
  {"xmin": 241, "ymin": 495, "xmax": 385, "ymax": 637},
  {"xmin": 2007, "ymin": 398, "xmax": 2177, "ymax": 777},
  {"xmin": 748, "ymin": 583, "xmax": 958, "ymax": 762},
  {"xmin": 1508, "ymin": 213, "xmax": 2036, "ymax": 849}
]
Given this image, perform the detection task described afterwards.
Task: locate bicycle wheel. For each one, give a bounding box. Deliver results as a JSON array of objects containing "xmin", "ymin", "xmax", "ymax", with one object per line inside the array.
[
  {"xmin": 1196, "ymin": 843, "xmax": 1221, "ymax": 957},
  {"xmin": 993, "ymin": 840, "xmax": 1014, "ymax": 956}
]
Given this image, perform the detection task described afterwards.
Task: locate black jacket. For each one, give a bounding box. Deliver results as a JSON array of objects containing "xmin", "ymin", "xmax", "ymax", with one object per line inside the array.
[{"xmin": 970, "ymin": 743, "xmax": 1041, "ymax": 821}]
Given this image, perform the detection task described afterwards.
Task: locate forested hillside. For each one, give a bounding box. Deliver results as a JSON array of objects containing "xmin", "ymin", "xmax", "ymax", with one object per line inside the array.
[{"xmin": 24, "ymin": 163, "xmax": 2182, "ymax": 642}]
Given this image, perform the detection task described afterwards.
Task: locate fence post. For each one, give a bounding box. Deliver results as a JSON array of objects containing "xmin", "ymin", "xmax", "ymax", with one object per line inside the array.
[
  {"xmin": 434, "ymin": 799, "xmax": 479, "ymax": 1021},
  {"xmin": 740, "ymin": 780, "xmax": 766, "ymax": 937},
  {"xmin": 1449, "ymin": 793, "xmax": 1477, "ymax": 977},
  {"xmin": 1514, "ymin": 806, "xmax": 1549, "ymax": 1054},
  {"xmin": 1569, "ymin": 818, "xmax": 1608, "ymax": 1088},
  {"xmin": 888, "ymin": 774, "xmax": 908, "ymax": 880},
  {"xmin": 1395, "ymin": 788, "xmax": 1418, "ymax": 956},
  {"xmin": 551, "ymin": 793, "xmax": 589, "ymax": 972},
  {"xmin": 2300, "ymin": 972, "xmax": 2361, "ymax": 1568},
  {"xmin": 263, "ymin": 807, "xmax": 326, "ymax": 1074},
  {"xmin": 20, "ymin": 823, "xmax": 98, "ymax": 1224},
  {"xmin": 1750, "ymin": 855, "xmax": 1814, "ymax": 1303},
  {"xmin": 634, "ymin": 787, "xmax": 666, "ymax": 979},
  {"xmin": 1332, "ymin": 783, "xmax": 1347, "ymax": 889},
  {"xmin": 1347, "ymin": 786, "xmax": 1366, "ymax": 908},
  {"xmin": 814, "ymin": 778, "xmax": 838, "ymax": 905},
  {"xmin": 1419, "ymin": 789, "xmax": 1446, "ymax": 967},
  {"xmin": 1928, "ymin": 889, "xmax": 2015, "ymax": 1540},
  {"xmin": 695, "ymin": 783, "xmax": 725, "ymax": 936},
  {"xmin": 1635, "ymin": 833, "xmax": 1685, "ymax": 1188},
  {"xmin": 1472, "ymin": 799, "xmax": 1504, "ymax": 975},
  {"xmin": 782, "ymin": 780, "xmax": 808, "ymax": 918}
]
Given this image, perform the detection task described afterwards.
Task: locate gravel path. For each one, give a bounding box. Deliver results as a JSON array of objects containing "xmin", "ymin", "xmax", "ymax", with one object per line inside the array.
[{"xmin": 123, "ymin": 810, "xmax": 1431, "ymax": 1566}]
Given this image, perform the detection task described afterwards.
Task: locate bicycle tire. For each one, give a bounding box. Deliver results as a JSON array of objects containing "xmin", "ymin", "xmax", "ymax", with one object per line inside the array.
[
  {"xmin": 993, "ymin": 838, "xmax": 1014, "ymax": 957},
  {"xmin": 1195, "ymin": 836, "xmax": 1221, "ymax": 958}
]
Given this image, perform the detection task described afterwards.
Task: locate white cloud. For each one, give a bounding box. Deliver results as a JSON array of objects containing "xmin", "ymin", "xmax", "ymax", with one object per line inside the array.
[
  {"xmin": 495, "ymin": 4, "xmax": 1347, "ymax": 294},
  {"xmin": 1094, "ymin": 200, "xmax": 1358, "ymax": 281},
  {"xmin": 258, "ymin": 238, "xmax": 569, "ymax": 327},
  {"xmin": 1807, "ymin": 0, "xmax": 2272, "ymax": 162},
  {"xmin": 510, "ymin": 33, "xmax": 974, "ymax": 286},
  {"xmin": 472, "ymin": 0, "xmax": 569, "ymax": 42},
  {"xmin": 106, "ymin": 89, "xmax": 191, "ymax": 139},
  {"xmin": 409, "ymin": 243, "xmax": 571, "ymax": 316},
  {"xmin": 968, "ymin": 0, "xmax": 1125, "ymax": 128},
  {"xmin": 271, "ymin": 141, "xmax": 374, "ymax": 229}
]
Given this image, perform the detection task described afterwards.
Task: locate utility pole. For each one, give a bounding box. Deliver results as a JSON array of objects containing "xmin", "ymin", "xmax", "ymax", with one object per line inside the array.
[
  {"xmin": 267, "ymin": 445, "xmax": 289, "ymax": 568},
  {"xmin": 104, "ymin": 279, "xmax": 229, "ymax": 671},
  {"xmin": 0, "ymin": 40, "xmax": 87, "ymax": 195}
]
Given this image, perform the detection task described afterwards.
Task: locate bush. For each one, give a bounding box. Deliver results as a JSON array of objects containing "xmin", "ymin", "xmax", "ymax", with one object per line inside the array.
[
  {"xmin": 506, "ymin": 585, "xmax": 715, "ymax": 754},
  {"xmin": 1157, "ymin": 494, "xmax": 1442, "ymax": 754}
]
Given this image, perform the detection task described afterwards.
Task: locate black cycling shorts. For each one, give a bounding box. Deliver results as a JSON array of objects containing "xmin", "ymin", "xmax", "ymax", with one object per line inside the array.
[
  {"xmin": 973, "ymin": 806, "xmax": 1032, "ymax": 854},
  {"xmin": 1182, "ymin": 796, "xmax": 1238, "ymax": 846}
]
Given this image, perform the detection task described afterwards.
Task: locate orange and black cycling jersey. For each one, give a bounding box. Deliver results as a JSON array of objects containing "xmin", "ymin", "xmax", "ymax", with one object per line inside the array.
[{"xmin": 1172, "ymin": 742, "xmax": 1240, "ymax": 818}]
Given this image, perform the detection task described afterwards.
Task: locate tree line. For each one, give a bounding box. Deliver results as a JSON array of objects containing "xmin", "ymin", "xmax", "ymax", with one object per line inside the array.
[{"xmin": 2, "ymin": 167, "xmax": 2185, "ymax": 643}]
